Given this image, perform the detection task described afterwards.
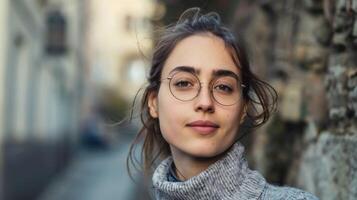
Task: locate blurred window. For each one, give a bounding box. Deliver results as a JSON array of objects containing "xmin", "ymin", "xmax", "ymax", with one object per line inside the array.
[
  {"xmin": 37, "ymin": 0, "xmax": 48, "ymax": 8},
  {"xmin": 46, "ymin": 10, "xmax": 67, "ymax": 55},
  {"xmin": 125, "ymin": 15, "xmax": 150, "ymax": 32},
  {"xmin": 126, "ymin": 59, "xmax": 146, "ymax": 86},
  {"xmin": 125, "ymin": 15, "xmax": 133, "ymax": 32}
]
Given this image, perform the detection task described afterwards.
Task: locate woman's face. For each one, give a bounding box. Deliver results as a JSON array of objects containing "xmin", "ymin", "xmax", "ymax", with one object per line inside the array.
[{"xmin": 148, "ymin": 33, "xmax": 245, "ymax": 159}]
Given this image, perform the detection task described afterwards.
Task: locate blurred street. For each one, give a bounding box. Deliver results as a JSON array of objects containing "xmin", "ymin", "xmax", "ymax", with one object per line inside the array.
[{"xmin": 37, "ymin": 127, "xmax": 142, "ymax": 200}]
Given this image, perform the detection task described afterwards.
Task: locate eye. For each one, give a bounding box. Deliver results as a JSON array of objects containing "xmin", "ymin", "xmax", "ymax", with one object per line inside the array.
[
  {"xmin": 174, "ymin": 80, "xmax": 194, "ymax": 88},
  {"xmin": 214, "ymin": 84, "xmax": 234, "ymax": 93}
]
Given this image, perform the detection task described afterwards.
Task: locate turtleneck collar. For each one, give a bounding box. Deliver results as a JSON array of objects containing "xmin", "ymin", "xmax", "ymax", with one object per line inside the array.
[{"xmin": 152, "ymin": 142, "xmax": 267, "ymax": 200}]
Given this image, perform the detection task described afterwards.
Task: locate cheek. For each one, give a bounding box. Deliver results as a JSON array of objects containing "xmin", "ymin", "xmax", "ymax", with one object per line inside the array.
[
  {"xmin": 157, "ymin": 87, "xmax": 180, "ymax": 117},
  {"xmin": 156, "ymin": 88, "xmax": 186, "ymax": 141},
  {"xmin": 225, "ymin": 103, "xmax": 241, "ymax": 119},
  {"xmin": 221, "ymin": 105, "xmax": 244, "ymax": 131}
]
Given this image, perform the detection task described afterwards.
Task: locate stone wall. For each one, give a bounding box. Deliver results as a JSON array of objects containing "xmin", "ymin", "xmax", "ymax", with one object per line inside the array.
[{"xmin": 231, "ymin": 0, "xmax": 357, "ymax": 199}]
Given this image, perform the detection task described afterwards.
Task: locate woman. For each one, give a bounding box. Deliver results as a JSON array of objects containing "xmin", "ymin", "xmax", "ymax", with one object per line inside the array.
[{"xmin": 128, "ymin": 8, "xmax": 318, "ymax": 200}]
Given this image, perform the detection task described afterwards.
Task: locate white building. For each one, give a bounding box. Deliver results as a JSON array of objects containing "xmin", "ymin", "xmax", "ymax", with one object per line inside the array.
[{"xmin": 0, "ymin": 0, "xmax": 86, "ymax": 199}]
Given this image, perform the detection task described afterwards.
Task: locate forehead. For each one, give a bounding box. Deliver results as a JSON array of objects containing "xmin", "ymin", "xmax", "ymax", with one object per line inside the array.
[{"xmin": 162, "ymin": 33, "xmax": 240, "ymax": 77}]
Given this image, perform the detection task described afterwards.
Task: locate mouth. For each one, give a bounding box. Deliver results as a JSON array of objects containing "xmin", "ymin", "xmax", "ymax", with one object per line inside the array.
[{"xmin": 186, "ymin": 120, "xmax": 220, "ymax": 135}]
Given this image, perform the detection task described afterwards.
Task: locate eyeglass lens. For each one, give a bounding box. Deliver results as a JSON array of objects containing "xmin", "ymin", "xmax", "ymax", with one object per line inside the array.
[{"xmin": 168, "ymin": 71, "xmax": 242, "ymax": 106}]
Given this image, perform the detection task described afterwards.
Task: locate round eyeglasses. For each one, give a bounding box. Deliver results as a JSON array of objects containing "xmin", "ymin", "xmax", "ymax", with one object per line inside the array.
[{"xmin": 161, "ymin": 71, "xmax": 245, "ymax": 106}]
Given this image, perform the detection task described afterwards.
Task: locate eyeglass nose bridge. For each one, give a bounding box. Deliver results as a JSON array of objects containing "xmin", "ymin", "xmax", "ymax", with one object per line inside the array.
[
  {"xmin": 191, "ymin": 81, "xmax": 231, "ymax": 106},
  {"xmin": 192, "ymin": 81, "xmax": 214, "ymax": 102}
]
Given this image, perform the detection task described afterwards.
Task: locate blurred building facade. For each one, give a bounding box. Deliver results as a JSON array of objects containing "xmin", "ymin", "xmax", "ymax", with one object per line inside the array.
[
  {"xmin": 0, "ymin": 0, "xmax": 87, "ymax": 199},
  {"xmin": 85, "ymin": 0, "xmax": 155, "ymax": 103}
]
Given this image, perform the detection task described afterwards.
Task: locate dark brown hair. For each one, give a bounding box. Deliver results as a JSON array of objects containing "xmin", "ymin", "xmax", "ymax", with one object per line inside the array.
[{"xmin": 127, "ymin": 7, "xmax": 277, "ymax": 179}]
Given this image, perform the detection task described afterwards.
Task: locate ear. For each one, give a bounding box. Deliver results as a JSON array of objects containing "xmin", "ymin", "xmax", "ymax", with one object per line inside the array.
[{"xmin": 148, "ymin": 91, "xmax": 159, "ymax": 118}]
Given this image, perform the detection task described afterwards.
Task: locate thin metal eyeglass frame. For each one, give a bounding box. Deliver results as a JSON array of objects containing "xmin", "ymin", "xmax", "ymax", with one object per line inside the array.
[{"xmin": 160, "ymin": 71, "xmax": 246, "ymax": 106}]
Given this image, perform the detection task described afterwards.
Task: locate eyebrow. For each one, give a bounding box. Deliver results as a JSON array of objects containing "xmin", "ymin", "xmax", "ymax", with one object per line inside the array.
[
  {"xmin": 169, "ymin": 66, "xmax": 199, "ymax": 75},
  {"xmin": 169, "ymin": 66, "xmax": 239, "ymax": 79},
  {"xmin": 212, "ymin": 69, "xmax": 240, "ymax": 81}
]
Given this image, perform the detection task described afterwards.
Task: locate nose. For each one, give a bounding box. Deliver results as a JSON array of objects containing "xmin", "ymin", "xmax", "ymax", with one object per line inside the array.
[{"xmin": 194, "ymin": 86, "xmax": 215, "ymax": 113}]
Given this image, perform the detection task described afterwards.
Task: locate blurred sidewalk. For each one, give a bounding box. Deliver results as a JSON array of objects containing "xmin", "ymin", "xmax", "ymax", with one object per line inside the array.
[{"xmin": 37, "ymin": 128, "xmax": 142, "ymax": 200}]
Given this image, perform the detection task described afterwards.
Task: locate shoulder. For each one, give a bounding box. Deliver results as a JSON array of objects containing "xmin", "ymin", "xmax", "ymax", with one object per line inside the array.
[{"xmin": 260, "ymin": 183, "xmax": 319, "ymax": 200}]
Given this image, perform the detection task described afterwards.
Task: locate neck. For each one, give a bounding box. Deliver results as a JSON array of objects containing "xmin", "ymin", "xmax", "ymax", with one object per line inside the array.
[
  {"xmin": 152, "ymin": 142, "xmax": 267, "ymax": 200},
  {"xmin": 170, "ymin": 146, "xmax": 227, "ymax": 181}
]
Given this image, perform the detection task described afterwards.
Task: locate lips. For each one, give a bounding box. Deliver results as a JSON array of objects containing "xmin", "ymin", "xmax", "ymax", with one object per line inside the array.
[
  {"xmin": 187, "ymin": 120, "xmax": 219, "ymax": 127},
  {"xmin": 186, "ymin": 120, "xmax": 219, "ymax": 134}
]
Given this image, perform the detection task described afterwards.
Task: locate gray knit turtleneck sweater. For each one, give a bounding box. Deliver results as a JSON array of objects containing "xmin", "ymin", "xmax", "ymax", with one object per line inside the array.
[{"xmin": 152, "ymin": 142, "xmax": 319, "ymax": 200}]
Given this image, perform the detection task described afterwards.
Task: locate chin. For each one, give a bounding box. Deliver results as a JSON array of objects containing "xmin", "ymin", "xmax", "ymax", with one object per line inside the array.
[{"xmin": 184, "ymin": 142, "xmax": 228, "ymax": 159}]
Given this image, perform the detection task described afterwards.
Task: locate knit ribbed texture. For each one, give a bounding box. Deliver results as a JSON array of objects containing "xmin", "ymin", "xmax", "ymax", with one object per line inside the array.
[{"xmin": 152, "ymin": 142, "xmax": 319, "ymax": 200}]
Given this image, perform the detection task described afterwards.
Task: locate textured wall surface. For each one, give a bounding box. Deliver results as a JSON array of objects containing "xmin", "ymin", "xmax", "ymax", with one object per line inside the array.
[
  {"xmin": 296, "ymin": 1, "xmax": 357, "ymax": 199},
  {"xmin": 298, "ymin": 132, "xmax": 357, "ymax": 200},
  {"xmin": 232, "ymin": 0, "xmax": 357, "ymax": 198}
]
